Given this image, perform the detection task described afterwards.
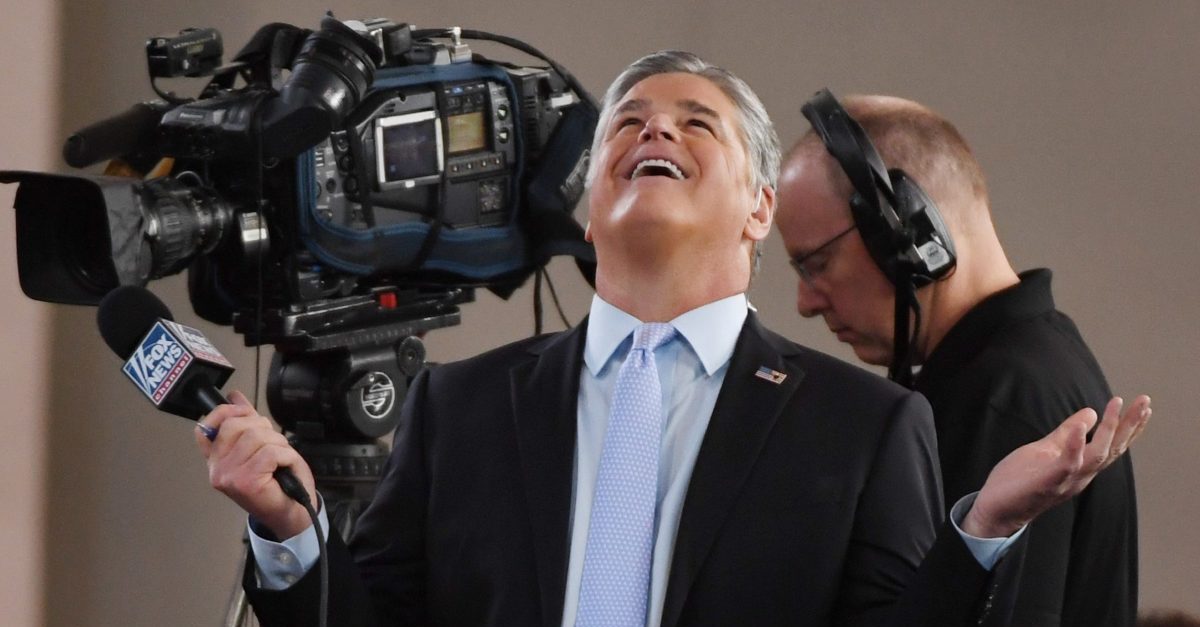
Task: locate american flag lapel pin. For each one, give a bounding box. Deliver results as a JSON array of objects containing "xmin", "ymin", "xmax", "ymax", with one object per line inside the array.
[{"xmin": 754, "ymin": 366, "xmax": 787, "ymax": 384}]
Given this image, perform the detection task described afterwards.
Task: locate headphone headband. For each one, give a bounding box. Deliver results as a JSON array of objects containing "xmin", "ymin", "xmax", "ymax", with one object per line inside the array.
[{"xmin": 801, "ymin": 89, "xmax": 898, "ymax": 229}]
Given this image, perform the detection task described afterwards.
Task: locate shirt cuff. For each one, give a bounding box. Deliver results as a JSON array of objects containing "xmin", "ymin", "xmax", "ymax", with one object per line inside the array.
[
  {"xmin": 247, "ymin": 494, "xmax": 329, "ymax": 590},
  {"xmin": 950, "ymin": 491, "xmax": 1027, "ymax": 571}
]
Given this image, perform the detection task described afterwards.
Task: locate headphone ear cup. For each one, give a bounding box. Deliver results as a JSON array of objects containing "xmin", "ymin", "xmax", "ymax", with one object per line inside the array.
[{"xmin": 890, "ymin": 169, "xmax": 956, "ymax": 284}]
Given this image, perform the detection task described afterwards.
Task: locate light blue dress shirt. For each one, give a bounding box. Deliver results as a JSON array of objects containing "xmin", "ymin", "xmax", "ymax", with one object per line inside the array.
[
  {"xmin": 250, "ymin": 293, "xmax": 1022, "ymax": 624},
  {"xmin": 560, "ymin": 293, "xmax": 749, "ymax": 627}
]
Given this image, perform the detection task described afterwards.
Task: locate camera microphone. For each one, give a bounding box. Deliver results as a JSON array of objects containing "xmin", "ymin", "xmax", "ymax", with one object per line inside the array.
[
  {"xmin": 96, "ymin": 285, "xmax": 309, "ymax": 504},
  {"xmin": 63, "ymin": 101, "xmax": 171, "ymax": 169}
]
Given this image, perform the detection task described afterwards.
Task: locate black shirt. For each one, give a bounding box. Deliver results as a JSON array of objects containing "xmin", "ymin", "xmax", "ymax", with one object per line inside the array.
[{"xmin": 915, "ymin": 269, "xmax": 1138, "ymax": 627}]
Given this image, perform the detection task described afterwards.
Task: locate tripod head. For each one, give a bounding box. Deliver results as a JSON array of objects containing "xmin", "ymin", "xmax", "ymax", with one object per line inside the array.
[{"xmin": 234, "ymin": 286, "xmax": 472, "ymax": 535}]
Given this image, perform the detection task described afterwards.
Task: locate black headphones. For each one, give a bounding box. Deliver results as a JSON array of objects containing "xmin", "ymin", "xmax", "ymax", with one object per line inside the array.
[
  {"xmin": 800, "ymin": 88, "xmax": 956, "ymax": 287},
  {"xmin": 800, "ymin": 88, "xmax": 957, "ymax": 386}
]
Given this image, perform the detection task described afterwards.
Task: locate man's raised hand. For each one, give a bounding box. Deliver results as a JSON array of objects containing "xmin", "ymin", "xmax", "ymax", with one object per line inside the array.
[{"xmin": 963, "ymin": 395, "xmax": 1151, "ymax": 538}]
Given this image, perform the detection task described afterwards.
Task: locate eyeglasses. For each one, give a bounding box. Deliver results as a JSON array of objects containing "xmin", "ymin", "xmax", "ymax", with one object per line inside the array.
[{"xmin": 788, "ymin": 224, "xmax": 857, "ymax": 285}]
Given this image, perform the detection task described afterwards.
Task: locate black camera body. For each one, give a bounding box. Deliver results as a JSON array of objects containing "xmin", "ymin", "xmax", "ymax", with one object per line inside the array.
[
  {"xmin": 2, "ymin": 16, "xmax": 597, "ymax": 445},
  {"xmin": 3, "ymin": 17, "xmax": 596, "ymax": 349}
]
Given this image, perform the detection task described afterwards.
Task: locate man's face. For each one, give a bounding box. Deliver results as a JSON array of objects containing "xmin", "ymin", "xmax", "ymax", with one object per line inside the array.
[
  {"xmin": 586, "ymin": 72, "xmax": 768, "ymax": 263},
  {"xmin": 776, "ymin": 150, "xmax": 897, "ymax": 366}
]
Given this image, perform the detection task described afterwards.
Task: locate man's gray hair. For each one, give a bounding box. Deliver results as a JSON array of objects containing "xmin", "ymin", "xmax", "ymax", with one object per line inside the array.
[{"xmin": 586, "ymin": 50, "xmax": 781, "ymax": 191}]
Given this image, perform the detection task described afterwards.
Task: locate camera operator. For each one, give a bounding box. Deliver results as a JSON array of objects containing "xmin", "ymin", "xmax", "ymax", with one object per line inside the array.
[
  {"xmin": 197, "ymin": 53, "xmax": 1149, "ymax": 627},
  {"xmin": 776, "ymin": 94, "xmax": 1141, "ymax": 626}
]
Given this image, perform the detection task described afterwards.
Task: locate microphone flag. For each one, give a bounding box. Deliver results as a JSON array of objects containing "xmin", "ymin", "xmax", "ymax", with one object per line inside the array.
[{"xmin": 122, "ymin": 319, "xmax": 234, "ymax": 418}]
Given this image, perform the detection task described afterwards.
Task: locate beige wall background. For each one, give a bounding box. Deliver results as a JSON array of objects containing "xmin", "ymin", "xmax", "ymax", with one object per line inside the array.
[
  {"xmin": 1, "ymin": 0, "xmax": 1196, "ymax": 624},
  {"xmin": 0, "ymin": 0, "xmax": 55, "ymax": 625}
]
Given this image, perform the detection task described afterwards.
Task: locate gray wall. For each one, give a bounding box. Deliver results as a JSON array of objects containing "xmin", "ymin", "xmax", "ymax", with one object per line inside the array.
[{"xmin": 1, "ymin": 1, "xmax": 1196, "ymax": 624}]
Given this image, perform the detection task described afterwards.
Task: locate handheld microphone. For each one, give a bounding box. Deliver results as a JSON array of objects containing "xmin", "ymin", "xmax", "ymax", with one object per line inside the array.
[
  {"xmin": 96, "ymin": 285, "xmax": 309, "ymax": 504},
  {"xmin": 97, "ymin": 285, "xmax": 235, "ymax": 419}
]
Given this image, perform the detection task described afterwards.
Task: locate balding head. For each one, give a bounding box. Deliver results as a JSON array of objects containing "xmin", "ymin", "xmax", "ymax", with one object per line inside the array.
[
  {"xmin": 787, "ymin": 94, "xmax": 990, "ymax": 236},
  {"xmin": 777, "ymin": 93, "xmax": 1019, "ymax": 365}
]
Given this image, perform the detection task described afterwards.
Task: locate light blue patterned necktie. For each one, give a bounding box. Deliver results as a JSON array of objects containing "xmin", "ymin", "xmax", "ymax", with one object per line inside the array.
[{"xmin": 577, "ymin": 322, "xmax": 677, "ymax": 627}]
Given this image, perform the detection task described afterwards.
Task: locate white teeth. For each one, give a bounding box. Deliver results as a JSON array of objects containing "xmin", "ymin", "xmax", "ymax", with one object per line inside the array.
[{"xmin": 632, "ymin": 158, "xmax": 686, "ymax": 180}]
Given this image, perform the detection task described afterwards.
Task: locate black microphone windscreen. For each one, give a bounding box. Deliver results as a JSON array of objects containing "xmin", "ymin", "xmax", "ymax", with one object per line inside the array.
[
  {"xmin": 99, "ymin": 284, "xmax": 234, "ymax": 419},
  {"xmin": 97, "ymin": 285, "xmax": 174, "ymax": 358}
]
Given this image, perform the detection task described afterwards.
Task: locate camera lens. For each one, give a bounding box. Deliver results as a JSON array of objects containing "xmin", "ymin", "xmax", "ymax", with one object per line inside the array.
[
  {"xmin": 141, "ymin": 178, "xmax": 235, "ymax": 279},
  {"xmin": 61, "ymin": 201, "xmax": 120, "ymax": 294}
]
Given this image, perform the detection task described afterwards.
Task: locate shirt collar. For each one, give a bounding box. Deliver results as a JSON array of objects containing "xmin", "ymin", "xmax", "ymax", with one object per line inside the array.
[
  {"xmin": 916, "ymin": 268, "xmax": 1055, "ymax": 387},
  {"xmin": 584, "ymin": 293, "xmax": 749, "ymax": 377}
]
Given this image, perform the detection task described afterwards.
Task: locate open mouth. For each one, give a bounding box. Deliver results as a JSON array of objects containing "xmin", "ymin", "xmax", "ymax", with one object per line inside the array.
[{"xmin": 629, "ymin": 158, "xmax": 687, "ymax": 181}]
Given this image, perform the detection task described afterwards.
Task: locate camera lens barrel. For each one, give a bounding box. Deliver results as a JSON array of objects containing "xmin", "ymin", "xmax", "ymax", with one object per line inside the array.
[{"xmin": 142, "ymin": 179, "xmax": 235, "ymax": 279}]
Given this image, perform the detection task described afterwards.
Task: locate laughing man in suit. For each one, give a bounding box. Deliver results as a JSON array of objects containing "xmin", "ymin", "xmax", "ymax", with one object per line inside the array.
[{"xmin": 197, "ymin": 50, "xmax": 1149, "ymax": 627}]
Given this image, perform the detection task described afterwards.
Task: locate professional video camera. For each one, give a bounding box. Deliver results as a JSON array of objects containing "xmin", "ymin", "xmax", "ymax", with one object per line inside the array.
[{"xmin": 2, "ymin": 15, "xmax": 596, "ymax": 508}]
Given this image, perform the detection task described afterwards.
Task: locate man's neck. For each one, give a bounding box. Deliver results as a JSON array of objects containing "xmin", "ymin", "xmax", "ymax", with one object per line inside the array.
[
  {"xmin": 917, "ymin": 254, "xmax": 1020, "ymax": 361},
  {"xmin": 593, "ymin": 253, "xmax": 749, "ymax": 322}
]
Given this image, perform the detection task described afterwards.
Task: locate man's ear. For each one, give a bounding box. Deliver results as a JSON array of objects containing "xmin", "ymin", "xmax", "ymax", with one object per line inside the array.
[
  {"xmin": 744, "ymin": 185, "xmax": 775, "ymax": 242},
  {"xmin": 584, "ymin": 220, "xmax": 593, "ymax": 243}
]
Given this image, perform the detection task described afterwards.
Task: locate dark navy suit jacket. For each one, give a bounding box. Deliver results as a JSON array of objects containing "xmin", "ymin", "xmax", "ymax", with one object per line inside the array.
[{"xmin": 246, "ymin": 314, "xmax": 996, "ymax": 626}]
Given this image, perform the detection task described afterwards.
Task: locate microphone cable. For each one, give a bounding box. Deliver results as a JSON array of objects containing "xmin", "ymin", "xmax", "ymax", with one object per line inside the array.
[{"xmin": 276, "ymin": 479, "xmax": 328, "ymax": 627}]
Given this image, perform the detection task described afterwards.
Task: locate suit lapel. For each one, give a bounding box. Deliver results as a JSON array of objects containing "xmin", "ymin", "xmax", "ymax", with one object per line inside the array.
[
  {"xmin": 661, "ymin": 314, "xmax": 806, "ymax": 627},
  {"xmin": 510, "ymin": 322, "xmax": 587, "ymax": 627}
]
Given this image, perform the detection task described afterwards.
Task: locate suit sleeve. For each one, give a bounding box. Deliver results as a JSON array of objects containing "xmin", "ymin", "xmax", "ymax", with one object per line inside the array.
[
  {"xmin": 243, "ymin": 529, "xmax": 380, "ymax": 627},
  {"xmin": 242, "ymin": 368, "xmax": 437, "ymax": 627},
  {"xmin": 833, "ymin": 390, "xmax": 994, "ymax": 627}
]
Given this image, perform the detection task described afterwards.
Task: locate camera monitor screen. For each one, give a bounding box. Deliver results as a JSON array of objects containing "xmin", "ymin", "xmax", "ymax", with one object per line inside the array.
[
  {"xmin": 376, "ymin": 111, "xmax": 443, "ymax": 186},
  {"xmin": 447, "ymin": 111, "xmax": 487, "ymax": 154}
]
